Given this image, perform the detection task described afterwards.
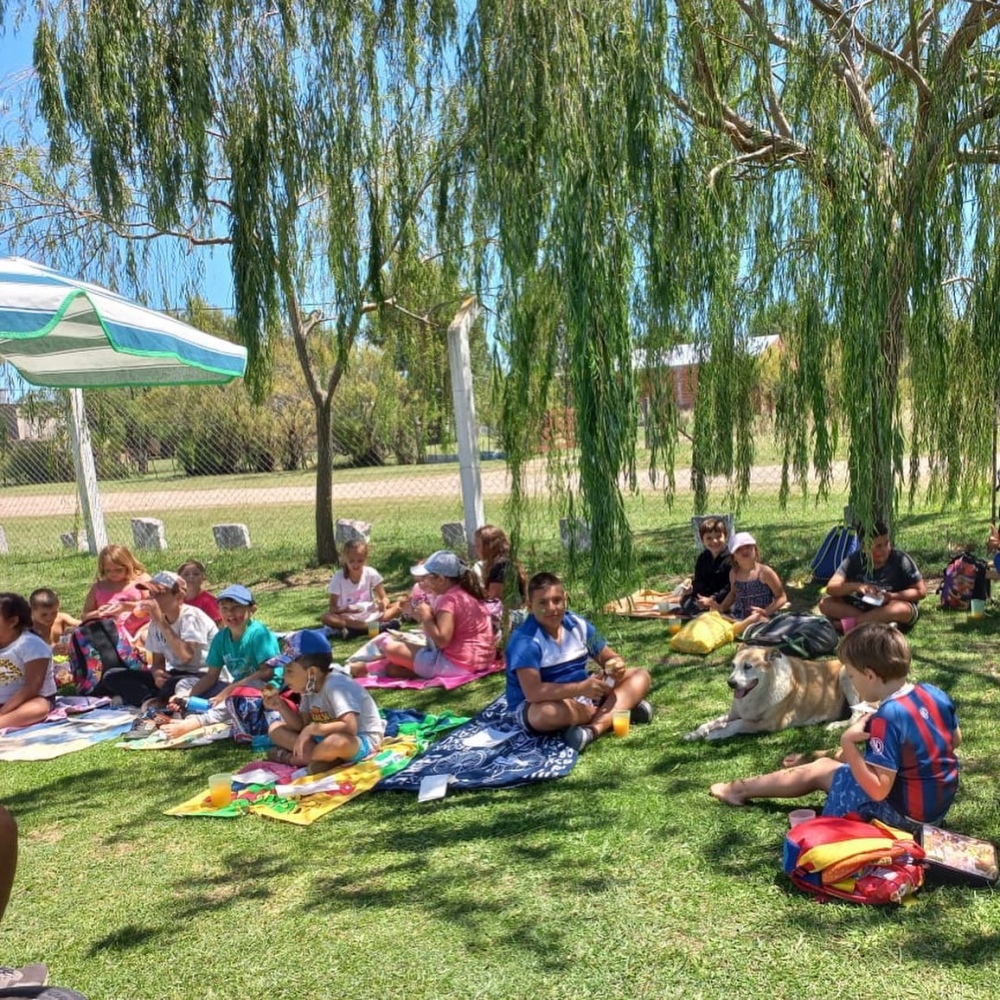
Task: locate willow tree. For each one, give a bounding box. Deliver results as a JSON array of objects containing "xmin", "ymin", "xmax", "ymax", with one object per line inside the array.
[
  {"xmin": 465, "ymin": 1, "xmax": 1000, "ymax": 597},
  {"xmin": 27, "ymin": 0, "xmax": 465, "ymax": 563}
]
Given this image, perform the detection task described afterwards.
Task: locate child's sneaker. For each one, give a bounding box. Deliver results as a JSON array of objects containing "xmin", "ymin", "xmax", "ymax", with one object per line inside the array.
[
  {"xmin": 630, "ymin": 699, "xmax": 654, "ymax": 724},
  {"xmin": 563, "ymin": 724, "xmax": 596, "ymax": 753}
]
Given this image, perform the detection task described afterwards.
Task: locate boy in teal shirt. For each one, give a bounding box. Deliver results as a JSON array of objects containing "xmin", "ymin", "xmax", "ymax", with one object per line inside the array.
[{"xmin": 162, "ymin": 585, "xmax": 279, "ymax": 739}]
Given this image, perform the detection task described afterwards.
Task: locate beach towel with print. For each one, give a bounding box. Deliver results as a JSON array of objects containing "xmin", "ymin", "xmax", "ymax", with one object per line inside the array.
[
  {"xmin": 382, "ymin": 708, "xmax": 470, "ymax": 740},
  {"xmin": 347, "ymin": 633, "xmax": 504, "ymax": 691},
  {"xmin": 377, "ymin": 694, "xmax": 577, "ymax": 792},
  {"xmin": 118, "ymin": 722, "xmax": 232, "ymax": 749},
  {"xmin": 0, "ymin": 708, "xmax": 135, "ymax": 761},
  {"xmin": 165, "ymin": 735, "xmax": 423, "ymax": 825},
  {"xmin": 0, "ymin": 696, "xmax": 112, "ymax": 735}
]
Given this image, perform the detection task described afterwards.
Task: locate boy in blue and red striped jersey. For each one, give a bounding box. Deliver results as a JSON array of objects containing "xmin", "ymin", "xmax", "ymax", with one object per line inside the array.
[{"xmin": 710, "ymin": 623, "xmax": 960, "ymax": 832}]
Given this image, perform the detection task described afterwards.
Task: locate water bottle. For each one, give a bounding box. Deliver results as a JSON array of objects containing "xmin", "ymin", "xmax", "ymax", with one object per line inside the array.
[{"xmin": 186, "ymin": 695, "xmax": 212, "ymax": 713}]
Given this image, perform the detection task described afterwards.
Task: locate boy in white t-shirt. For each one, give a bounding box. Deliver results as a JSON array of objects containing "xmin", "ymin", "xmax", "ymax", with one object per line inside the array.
[
  {"xmin": 262, "ymin": 629, "xmax": 384, "ymax": 773},
  {"xmin": 321, "ymin": 540, "xmax": 401, "ymax": 638}
]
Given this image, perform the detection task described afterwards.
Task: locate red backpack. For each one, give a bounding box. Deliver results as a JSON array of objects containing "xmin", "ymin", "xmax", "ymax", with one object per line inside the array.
[{"xmin": 783, "ymin": 814, "xmax": 925, "ymax": 904}]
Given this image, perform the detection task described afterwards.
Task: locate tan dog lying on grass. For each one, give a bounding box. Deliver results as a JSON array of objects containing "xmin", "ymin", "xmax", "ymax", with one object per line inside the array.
[{"xmin": 684, "ymin": 645, "xmax": 861, "ymax": 741}]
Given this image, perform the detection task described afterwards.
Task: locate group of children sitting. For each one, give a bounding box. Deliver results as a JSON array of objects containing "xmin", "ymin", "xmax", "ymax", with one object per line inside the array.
[
  {"xmin": 677, "ymin": 515, "xmax": 926, "ymax": 634},
  {"xmin": 0, "ymin": 514, "xmax": 966, "ymax": 837}
]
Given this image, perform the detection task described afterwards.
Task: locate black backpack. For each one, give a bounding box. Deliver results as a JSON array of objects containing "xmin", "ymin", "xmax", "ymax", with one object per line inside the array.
[{"xmin": 738, "ymin": 612, "xmax": 840, "ymax": 659}]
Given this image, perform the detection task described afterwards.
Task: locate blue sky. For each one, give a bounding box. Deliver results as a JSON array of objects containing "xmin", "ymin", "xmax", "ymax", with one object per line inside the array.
[{"xmin": 0, "ymin": 16, "xmax": 236, "ymax": 315}]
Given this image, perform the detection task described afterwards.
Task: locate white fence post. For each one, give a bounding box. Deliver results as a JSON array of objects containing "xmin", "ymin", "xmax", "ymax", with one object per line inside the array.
[{"xmin": 446, "ymin": 296, "xmax": 484, "ymax": 559}]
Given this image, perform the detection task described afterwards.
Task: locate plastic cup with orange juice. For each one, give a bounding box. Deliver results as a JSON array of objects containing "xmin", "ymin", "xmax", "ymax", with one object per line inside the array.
[
  {"xmin": 208, "ymin": 773, "xmax": 233, "ymax": 810},
  {"xmin": 612, "ymin": 709, "xmax": 631, "ymax": 738},
  {"xmin": 367, "ymin": 619, "xmax": 380, "ymax": 639}
]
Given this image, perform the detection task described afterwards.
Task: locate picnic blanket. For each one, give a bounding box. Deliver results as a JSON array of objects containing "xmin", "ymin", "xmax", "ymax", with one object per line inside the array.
[
  {"xmin": 602, "ymin": 588, "xmax": 681, "ymax": 618},
  {"xmin": 383, "ymin": 708, "xmax": 470, "ymax": 739},
  {"xmin": 346, "ymin": 633, "xmax": 505, "ymax": 690},
  {"xmin": 118, "ymin": 722, "xmax": 232, "ymax": 750},
  {"xmin": 0, "ymin": 695, "xmax": 112, "ymax": 736},
  {"xmin": 165, "ymin": 735, "xmax": 423, "ymax": 825},
  {"xmin": 377, "ymin": 694, "xmax": 577, "ymax": 794},
  {"xmin": 0, "ymin": 708, "xmax": 135, "ymax": 761}
]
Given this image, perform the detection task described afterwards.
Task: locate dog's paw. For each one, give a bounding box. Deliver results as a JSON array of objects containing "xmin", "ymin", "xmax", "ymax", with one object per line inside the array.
[
  {"xmin": 823, "ymin": 719, "xmax": 851, "ymax": 732},
  {"xmin": 682, "ymin": 727, "xmax": 706, "ymax": 742},
  {"xmin": 705, "ymin": 728, "xmax": 731, "ymax": 741}
]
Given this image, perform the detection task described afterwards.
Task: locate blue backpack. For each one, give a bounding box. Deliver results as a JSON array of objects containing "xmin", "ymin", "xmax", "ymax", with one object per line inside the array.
[{"xmin": 811, "ymin": 526, "xmax": 859, "ymax": 583}]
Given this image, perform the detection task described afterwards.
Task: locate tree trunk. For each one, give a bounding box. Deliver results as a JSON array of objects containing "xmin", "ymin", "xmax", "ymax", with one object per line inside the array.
[{"xmin": 314, "ymin": 396, "xmax": 337, "ymax": 565}]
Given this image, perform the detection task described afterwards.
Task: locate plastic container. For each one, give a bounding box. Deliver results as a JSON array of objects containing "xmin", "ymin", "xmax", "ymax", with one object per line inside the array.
[
  {"xmin": 612, "ymin": 709, "xmax": 631, "ymax": 738},
  {"xmin": 788, "ymin": 808, "xmax": 817, "ymax": 828},
  {"xmin": 208, "ymin": 773, "xmax": 233, "ymax": 809},
  {"xmin": 186, "ymin": 695, "xmax": 212, "ymax": 713}
]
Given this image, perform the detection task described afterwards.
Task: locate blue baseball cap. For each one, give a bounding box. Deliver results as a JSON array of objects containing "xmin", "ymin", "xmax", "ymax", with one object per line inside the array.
[
  {"xmin": 410, "ymin": 550, "xmax": 465, "ymax": 579},
  {"xmin": 217, "ymin": 584, "xmax": 254, "ymax": 606},
  {"xmin": 267, "ymin": 628, "xmax": 332, "ymax": 668}
]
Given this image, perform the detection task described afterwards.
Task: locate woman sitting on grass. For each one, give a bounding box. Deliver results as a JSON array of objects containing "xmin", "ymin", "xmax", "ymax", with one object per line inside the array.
[{"xmin": 382, "ymin": 550, "xmax": 495, "ymax": 679}]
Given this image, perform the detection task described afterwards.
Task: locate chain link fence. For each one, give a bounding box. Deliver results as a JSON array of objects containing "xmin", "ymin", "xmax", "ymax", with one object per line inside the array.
[{"xmin": 0, "ymin": 361, "xmax": 849, "ymax": 570}]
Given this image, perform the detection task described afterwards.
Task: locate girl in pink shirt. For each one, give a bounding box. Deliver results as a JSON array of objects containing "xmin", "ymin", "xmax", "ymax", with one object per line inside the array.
[
  {"xmin": 178, "ymin": 560, "xmax": 221, "ymax": 623},
  {"xmin": 383, "ymin": 550, "xmax": 495, "ymax": 678}
]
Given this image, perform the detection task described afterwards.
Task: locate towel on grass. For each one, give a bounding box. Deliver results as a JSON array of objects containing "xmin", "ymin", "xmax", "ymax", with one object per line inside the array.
[
  {"xmin": 377, "ymin": 695, "xmax": 576, "ymax": 793},
  {"xmin": 382, "ymin": 708, "xmax": 470, "ymax": 739},
  {"xmin": 165, "ymin": 735, "xmax": 423, "ymax": 825},
  {"xmin": 602, "ymin": 589, "xmax": 679, "ymax": 618},
  {"xmin": 0, "ymin": 708, "xmax": 135, "ymax": 761},
  {"xmin": 0, "ymin": 695, "xmax": 112, "ymax": 736},
  {"xmin": 345, "ymin": 634, "xmax": 505, "ymax": 690},
  {"xmin": 118, "ymin": 722, "xmax": 232, "ymax": 750}
]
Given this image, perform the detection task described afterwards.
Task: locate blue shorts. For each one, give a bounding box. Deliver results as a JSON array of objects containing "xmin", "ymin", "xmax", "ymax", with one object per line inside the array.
[
  {"xmin": 822, "ymin": 764, "xmax": 924, "ymax": 833},
  {"xmin": 312, "ymin": 731, "xmax": 378, "ymax": 763}
]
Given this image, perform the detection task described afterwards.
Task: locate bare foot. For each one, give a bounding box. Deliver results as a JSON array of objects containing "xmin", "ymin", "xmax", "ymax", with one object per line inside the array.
[
  {"xmin": 349, "ymin": 662, "xmax": 368, "ymax": 678},
  {"xmin": 709, "ymin": 780, "xmax": 749, "ymax": 806}
]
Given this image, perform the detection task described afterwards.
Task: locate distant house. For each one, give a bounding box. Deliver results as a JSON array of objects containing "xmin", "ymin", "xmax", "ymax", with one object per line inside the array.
[
  {"xmin": 0, "ymin": 396, "xmax": 60, "ymax": 442},
  {"xmin": 634, "ymin": 335, "xmax": 781, "ymax": 411}
]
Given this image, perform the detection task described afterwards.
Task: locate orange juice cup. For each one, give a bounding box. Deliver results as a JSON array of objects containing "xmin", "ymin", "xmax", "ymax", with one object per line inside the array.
[
  {"xmin": 612, "ymin": 709, "xmax": 631, "ymax": 738},
  {"xmin": 367, "ymin": 620, "xmax": 380, "ymax": 639},
  {"xmin": 208, "ymin": 773, "xmax": 233, "ymax": 810}
]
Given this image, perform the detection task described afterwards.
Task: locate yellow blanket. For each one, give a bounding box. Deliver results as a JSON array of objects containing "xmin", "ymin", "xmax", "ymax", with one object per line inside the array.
[{"xmin": 165, "ymin": 735, "xmax": 421, "ymax": 826}]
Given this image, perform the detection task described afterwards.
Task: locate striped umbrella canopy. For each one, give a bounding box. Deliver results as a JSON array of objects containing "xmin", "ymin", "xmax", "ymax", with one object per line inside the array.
[{"xmin": 0, "ymin": 257, "xmax": 247, "ymax": 387}]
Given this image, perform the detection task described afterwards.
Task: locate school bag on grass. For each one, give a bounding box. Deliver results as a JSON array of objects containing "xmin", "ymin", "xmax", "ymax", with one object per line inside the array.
[
  {"xmin": 69, "ymin": 618, "xmax": 147, "ymax": 695},
  {"xmin": 938, "ymin": 552, "xmax": 989, "ymax": 611},
  {"xmin": 783, "ymin": 814, "xmax": 925, "ymax": 904},
  {"xmin": 669, "ymin": 610, "xmax": 734, "ymax": 655},
  {"xmin": 738, "ymin": 612, "xmax": 840, "ymax": 660},
  {"xmin": 810, "ymin": 525, "xmax": 859, "ymax": 583}
]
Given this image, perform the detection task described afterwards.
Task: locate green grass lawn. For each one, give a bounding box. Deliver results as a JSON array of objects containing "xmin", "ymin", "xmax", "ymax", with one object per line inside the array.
[{"xmin": 3, "ymin": 495, "xmax": 1000, "ymax": 999}]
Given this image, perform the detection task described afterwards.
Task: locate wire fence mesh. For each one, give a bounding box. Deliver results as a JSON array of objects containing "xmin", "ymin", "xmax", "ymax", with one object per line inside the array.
[{"xmin": 0, "ymin": 361, "xmax": 843, "ymax": 569}]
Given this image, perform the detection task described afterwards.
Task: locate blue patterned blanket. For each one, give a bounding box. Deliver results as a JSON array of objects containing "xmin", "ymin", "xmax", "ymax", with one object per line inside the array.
[{"xmin": 377, "ymin": 694, "xmax": 577, "ymax": 792}]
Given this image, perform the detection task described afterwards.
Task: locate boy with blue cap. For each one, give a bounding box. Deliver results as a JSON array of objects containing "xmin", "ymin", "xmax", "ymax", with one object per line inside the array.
[{"xmin": 161, "ymin": 584, "xmax": 279, "ymax": 739}]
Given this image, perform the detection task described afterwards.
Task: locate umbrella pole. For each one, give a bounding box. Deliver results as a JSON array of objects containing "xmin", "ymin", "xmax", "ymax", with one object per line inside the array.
[{"xmin": 68, "ymin": 388, "xmax": 108, "ymax": 555}]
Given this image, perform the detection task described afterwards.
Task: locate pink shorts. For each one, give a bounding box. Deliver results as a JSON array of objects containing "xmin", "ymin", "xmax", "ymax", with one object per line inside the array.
[{"xmin": 413, "ymin": 647, "xmax": 471, "ymax": 679}]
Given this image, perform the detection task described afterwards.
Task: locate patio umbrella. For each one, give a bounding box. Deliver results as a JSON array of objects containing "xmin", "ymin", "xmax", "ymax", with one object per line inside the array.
[
  {"xmin": 0, "ymin": 256, "xmax": 247, "ymax": 387},
  {"xmin": 0, "ymin": 257, "xmax": 248, "ymax": 554}
]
